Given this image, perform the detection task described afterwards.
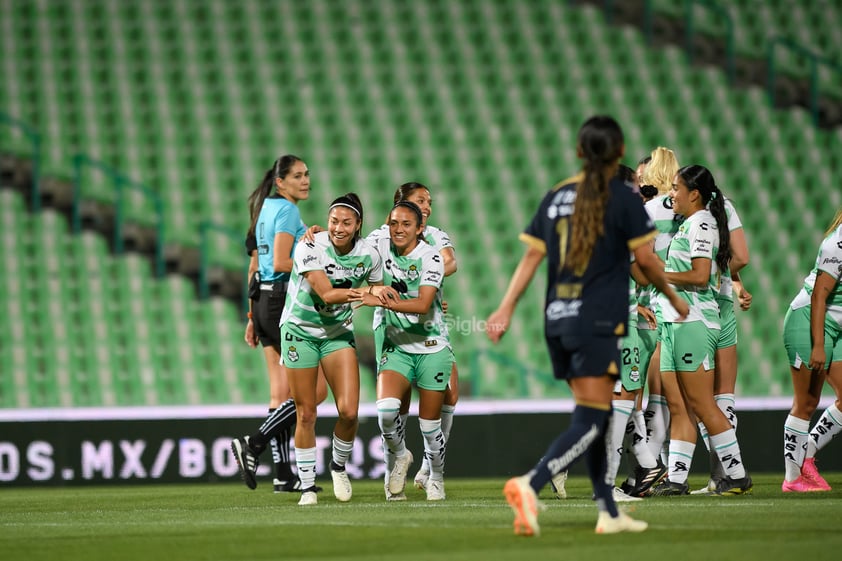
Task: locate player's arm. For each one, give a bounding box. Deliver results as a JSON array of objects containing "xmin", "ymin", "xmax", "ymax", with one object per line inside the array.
[
  {"xmin": 808, "ymin": 270, "xmax": 837, "ymax": 371},
  {"xmin": 634, "ymin": 241, "xmax": 689, "ymax": 320},
  {"xmin": 379, "ymin": 285, "xmax": 438, "ymax": 314},
  {"xmin": 273, "ymin": 232, "xmax": 295, "ymax": 273},
  {"xmin": 729, "ymin": 227, "xmax": 749, "ymax": 275},
  {"xmin": 440, "ymin": 247, "xmax": 457, "ymax": 276},
  {"xmin": 486, "ymin": 245, "xmax": 545, "ymax": 343},
  {"xmin": 664, "ymin": 257, "xmax": 711, "ymax": 287},
  {"xmin": 303, "ymin": 269, "xmax": 359, "ymax": 305}
]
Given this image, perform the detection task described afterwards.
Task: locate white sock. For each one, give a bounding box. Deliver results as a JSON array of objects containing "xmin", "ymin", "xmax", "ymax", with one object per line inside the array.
[
  {"xmin": 715, "ymin": 393, "xmax": 738, "ymax": 431},
  {"xmin": 807, "ymin": 404, "xmax": 842, "ymax": 457},
  {"xmin": 784, "ymin": 415, "xmax": 810, "ymax": 482},
  {"xmin": 631, "ymin": 409, "xmax": 657, "ymax": 469},
  {"xmin": 421, "ymin": 406, "xmax": 453, "ymax": 473},
  {"xmin": 440, "ymin": 405, "xmax": 455, "ymax": 441},
  {"xmin": 606, "ymin": 400, "xmax": 634, "ymax": 484},
  {"xmin": 645, "ymin": 395, "xmax": 669, "ymax": 460},
  {"xmin": 295, "ymin": 447, "xmax": 317, "ymax": 490},
  {"xmin": 710, "ymin": 429, "xmax": 746, "ymax": 480},
  {"xmin": 331, "ymin": 434, "xmax": 354, "ymax": 469},
  {"xmin": 419, "ymin": 418, "xmax": 445, "ymax": 481},
  {"xmin": 377, "ymin": 398, "xmax": 406, "ymax": 455},
  {"xmin": 667, "ymin": 439, "xmax": 696, "ymax": 484}
]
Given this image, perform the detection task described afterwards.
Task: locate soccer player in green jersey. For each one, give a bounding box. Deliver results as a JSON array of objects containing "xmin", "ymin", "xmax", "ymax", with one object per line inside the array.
[
  {"xmin": 280, "ymin": 194, "xmax": 383, "ymax": 506},
  {"xmin": 366, "ymin": 182, "xmax": 460, "ymax": 497},
  {"xmin": 651, "ymin": 165, "xmax": 752, "ymax": 496},
  {"xmin": 358, "ymin": 201, "xmax": 453, "ymax": 501},
  {"xmin": 781, "ymin": 208, "xmax": 842, "ymax": 492}
]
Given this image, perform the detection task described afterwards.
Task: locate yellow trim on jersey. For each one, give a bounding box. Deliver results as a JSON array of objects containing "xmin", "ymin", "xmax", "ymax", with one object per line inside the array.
[
  {"xmin": 628, "ymin": 229, "xmax": 657, "ymax": 251},
  {"xmin": 551, "ymin": 172, "xmax": 584, "ymax": 192},
  {"xmin": 519, "ymin": 233, "xmax": 546, "ymax": 254},
  {"xmin": 575, "ymin": 399, "xmax": 612, "ymax": 411}
]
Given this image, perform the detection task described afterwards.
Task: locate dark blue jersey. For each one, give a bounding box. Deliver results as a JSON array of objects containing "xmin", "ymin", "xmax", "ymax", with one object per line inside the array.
[{"xmin": 521, "ymin": 173, "xmax": 656, "ymax": 337}]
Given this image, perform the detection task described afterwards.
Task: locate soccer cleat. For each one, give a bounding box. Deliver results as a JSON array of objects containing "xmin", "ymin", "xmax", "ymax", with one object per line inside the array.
[
  {"xmin": 612, "ymin": 486, "xmax": 644, "ymax": 502},
  {"xmin": 595, "ymin": 511, "xmax": 648, "ymax": 534},
  {"xmin": 619, "ymin": 479, "xmax": 635, "ymax": 495},
  {"xmin": 629, "ymin": 461, "xmax": 668, "ymax": 497},
  {"xmin": 388, "ymin": 450, "xmax": 414, "ymax": 495},
  {"xmin": 782, "ymin": 475, "xmax": 829, "ymax": 493},
  {"xmin": 413, "ymin": 463, "xmax": 431, "ymax": 490},
  {"xmin": 298, "ymin": 487, "xmax": 319, "ymax": 506},
  {"xmin": 426, "ymin": 478, "xmax": 446, "ymax": 501},
  {"xmin": 689, "ymin": 479, "xmax": 718, "ymax": 495},
  {"xmin": 330, "ymin": 462, "xmax": 353, "ymax": 502},
  {"xmin": 650, "ymin": 479, "xmax": 690, "ymax": 496},
  {"xmin": 801, "ymin": 458, "xmax": 832, "ymax": 490},
  {"xmin": 712, "ymin": 475, "xmax": 753, "ymax": 496},
  {"xmin": 384, "ymin": 483, "xmax": 407, "ymax": 502},
  {"xmin": 550, "ymin": 470, "xmax": 568, "ymax": 499},
  {"xmin": 504, "ymin": 476, "xmax": 544, "ymax": 537},
  {"xmin": 231, "ymin": 437, "xmax": 259, "ymax": 490}
]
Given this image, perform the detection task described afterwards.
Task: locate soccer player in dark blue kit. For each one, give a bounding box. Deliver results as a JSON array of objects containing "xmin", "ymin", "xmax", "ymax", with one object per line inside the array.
[{"xmin": 486, "ymin": 115, "xmax": 688, "ymax": 536}]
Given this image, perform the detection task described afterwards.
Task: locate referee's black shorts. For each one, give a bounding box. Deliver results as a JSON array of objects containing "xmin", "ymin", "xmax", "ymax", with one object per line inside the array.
[{"xmin": 253, "ymin": 281, "xmax": 288, "ymax": 349}]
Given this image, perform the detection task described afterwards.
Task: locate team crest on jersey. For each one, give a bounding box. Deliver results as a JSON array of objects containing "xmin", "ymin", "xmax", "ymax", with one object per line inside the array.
[
  {"xmin": 630, "ymin": 366, "xmax": 640, "ymax": 383},
  {"xmin": 407, "ymin": 265, "xmax": 419, "ymax": 281},
  {"xmin": 354, "ymin": 262, "xmax": 366, "ymax": 276},
  {"xmin": 287, "ymin": 346, "xmax": 299, "ymax": 363}
]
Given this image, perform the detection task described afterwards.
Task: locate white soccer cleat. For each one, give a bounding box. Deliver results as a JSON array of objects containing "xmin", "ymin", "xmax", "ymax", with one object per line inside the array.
[
  {"xmin": 388, "ymin": 450, "xmax": 414, "ymax": 495},
  {"xmin": 550, "ymin": 470, "xmax": 568, "ymax": 499},
  {"xmin": 384, "ymin": 483, "xmax": 407, "ymax": 501},
  {"xmin": 414, "ymin": 462, "xmax": 431, "ymax": 490},
  {"xmin": 426, "ymin": 478, "xmax": 446, "ymax": 501},
  {"xmin": 595, "ymin": 511, "xmax": 648, "ymax": 534},
  {"xmin": 330, "ymin": 466, "xmax": 353, "ymax": 502},
  {"xmin": 612, "ymin": 486, "xmax": 644, "ymax": 502},
  {"xmin": 298, "ymin": 490, "xmax": 318, "ymax": 506}
]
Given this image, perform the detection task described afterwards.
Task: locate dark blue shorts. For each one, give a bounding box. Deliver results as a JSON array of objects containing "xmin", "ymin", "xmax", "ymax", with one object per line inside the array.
[{"xmin": 544, "ymin": 334, "xmax": 621, "ymax": 380}]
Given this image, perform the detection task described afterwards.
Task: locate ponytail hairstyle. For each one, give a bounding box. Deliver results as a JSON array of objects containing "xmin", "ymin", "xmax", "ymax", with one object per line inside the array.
[
  {"xmin": 565, "ymin": 115, "xmax": 624, "ymax": 274},
  {"xmin": 246, "ymin": 154, "xmax": 303, "ymax": 236},
  {"xmin": 677, "ymin": 165, "xmax": 731, "ymax": 273},
  {"xmin": 640, "ymin": 146, "xmax": 679, "ymax": 196},
  {"xmin": 247, "ymin": 167, "xmax": 276, "ymax": 236},
  {"xmin": 328, "ymin": 192, "xmax": 364, "ymax": 240},
  {"xmin": 825, "ymin": 208, "xmax": 842, "ymax": 237}
]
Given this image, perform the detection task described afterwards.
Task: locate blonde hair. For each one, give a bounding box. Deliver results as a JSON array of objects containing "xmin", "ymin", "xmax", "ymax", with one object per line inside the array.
[
  {"xmin": 825, "ymin": 208, "xmax": 842, "ymax": 237},
  {"xmin": 640, "ymin": 146, "xmax": 679, "ymax": 195}
]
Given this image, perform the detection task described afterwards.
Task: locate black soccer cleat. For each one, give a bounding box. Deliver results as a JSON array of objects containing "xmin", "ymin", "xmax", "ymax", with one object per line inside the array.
[
  {"xmin": 650, "ymin": 479, "xmax": 690, "ymax": 496},
  {"xmin": 231, "ymin": 436, "xmax": 259, "ymax": 490},
  {"xmin": 630, "ymin": 460, "xmax": 668, "ymax": 497}
]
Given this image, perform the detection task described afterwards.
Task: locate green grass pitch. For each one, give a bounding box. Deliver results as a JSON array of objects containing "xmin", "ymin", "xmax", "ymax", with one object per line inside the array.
[{"xmin": 1, "ymin": 474, "xmax": 840, "ymax": 561}]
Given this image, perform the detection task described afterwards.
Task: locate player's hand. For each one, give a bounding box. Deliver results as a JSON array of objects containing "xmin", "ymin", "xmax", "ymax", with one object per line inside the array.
[
  {"xmin": 302, "ymin": 224, "xmax": 323, "ymax": 243},
  {"xmin": 737, "ymin": 287, "xmax": 752, "ymax": 311},
  {"xmin": 808, "ymin": 346, "xmax": 826, "ymax": 372},
  {"xmin": 244, "ymin": 320, "xmax": 259, "ymax": 348},
  {"xmin": 485, "ymin": 309, "xmax": 511, "ymax": 343},
  {"xmin": 637, "ymin": 305, "xmax": 657, "ymax": 328}
]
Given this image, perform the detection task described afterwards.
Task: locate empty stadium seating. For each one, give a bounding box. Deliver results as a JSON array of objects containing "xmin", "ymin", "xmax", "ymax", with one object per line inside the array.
[{"xmin": 1, "ymin": 0, "xmax": 840, "ymax": 404}]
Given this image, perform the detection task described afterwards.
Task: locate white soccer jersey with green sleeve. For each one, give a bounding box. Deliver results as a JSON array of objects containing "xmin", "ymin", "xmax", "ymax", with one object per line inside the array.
[
  {"xmin": 790, "ymin": 223, "xmax": 842, "ymax": 327},
  {"xmin": 717, "ymin": 198, "xmax": 743, "ymax": 302},
  {"xmin": 367, "ymin": 224, "xmax": 454, "ymax": 331},
  {"xmin": 281, "ymin": 231, "xmax": 382, "ymax": 339},
  {"xmin": 645, "ymin": 194, "xmax": 683, "ymax": 262},
  {"xmin": 375, "ymin": 236, "xmax": 448, "ymax": 354},
  {"xmin": 658, "ymin": 209, "xmax": 721, "ymax": 328}
]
